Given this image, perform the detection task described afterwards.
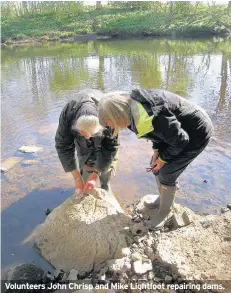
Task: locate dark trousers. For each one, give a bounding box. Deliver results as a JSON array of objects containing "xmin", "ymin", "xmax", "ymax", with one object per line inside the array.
[{"xmin": 156, "ymin": 139, "xmax": 210, "ymax": 187}]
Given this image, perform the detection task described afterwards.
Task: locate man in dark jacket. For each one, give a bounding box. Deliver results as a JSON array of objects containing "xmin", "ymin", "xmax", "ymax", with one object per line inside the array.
[
  {"xmin": 98, "ymin": 89, "xmax": 214, "ymax": 229},
  {"xmin": 55, "ymin": 89, "xmax": 119, "ymax": 197}
]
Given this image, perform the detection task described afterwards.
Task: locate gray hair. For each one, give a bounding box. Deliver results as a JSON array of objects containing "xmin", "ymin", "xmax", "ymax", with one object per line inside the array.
[
  {"xmin": 98, "ymin": 94, "xmax": 131, "ymax": 136},
  {"xmin": 75, "ymin": 115, "xmax": 103, "ymax": 135}
]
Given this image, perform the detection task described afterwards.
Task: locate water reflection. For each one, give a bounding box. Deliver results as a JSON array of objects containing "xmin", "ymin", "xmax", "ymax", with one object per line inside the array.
[{"xmin": 1, "ymin": 38, "xmax": 231, "ymax": 267}]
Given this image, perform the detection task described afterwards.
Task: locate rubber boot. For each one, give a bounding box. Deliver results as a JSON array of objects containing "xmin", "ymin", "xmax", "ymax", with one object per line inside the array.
[
  {"xmin": 144, "ymin": 175, "xmax": 161, "ymax": 209},
  {"xmin": 149, "ymin": 184, "xmax": 176, "ymax": 229}
]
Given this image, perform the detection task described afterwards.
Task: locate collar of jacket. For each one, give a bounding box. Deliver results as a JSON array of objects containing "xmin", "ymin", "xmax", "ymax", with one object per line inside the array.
[
  {"xmin": 130, "ymin": 88, "xmax": 166, "ymax": 119},
  {"xmin": 130, "ymin": 100, "xmax": 154, "ymax": 138}
]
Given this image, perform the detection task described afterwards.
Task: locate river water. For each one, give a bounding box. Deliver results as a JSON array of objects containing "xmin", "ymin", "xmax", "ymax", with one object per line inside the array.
[{"xmin": 1, "ymin": 38, "xmax": 231, "ymax": 269}]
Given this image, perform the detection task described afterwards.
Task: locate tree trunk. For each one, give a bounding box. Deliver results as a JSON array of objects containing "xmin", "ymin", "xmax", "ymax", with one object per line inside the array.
[{"xmin": 96, "ymin": 1, "xmax": 102, "ymax": 9}]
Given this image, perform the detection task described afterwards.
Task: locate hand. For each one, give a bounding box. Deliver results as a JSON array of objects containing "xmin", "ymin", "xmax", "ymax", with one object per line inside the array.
[
  {"xmin": 83, "ymin": 172, "xmax": 98, "ymax": 193},
  {"xmin": 75, "ymin": 177, "xmax": 85, "ymax": 198},
  {"xmin": 151, "ymin": 151, "xmax": 159, "ymax": 168},
  {"xmin": 152, "ymin": 158, "xmax": 165, "ymax": 171}
]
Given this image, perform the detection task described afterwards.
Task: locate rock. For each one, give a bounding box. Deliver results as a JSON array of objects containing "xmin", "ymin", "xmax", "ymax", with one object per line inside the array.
[
  {"xmin": 148, "ymin": 271, "xmax": 154, "ymax": 280},
  {"xmin": 131, "ymin": 252, "xmax": 143, "ymax": 261},
  {"xmin": 121, "ymin": 247, "xmax": 131, "ymax": 257},
  {"xmin": 144, "ymin": 238, "xmax": 153, "ymax": 247},
  {"xmin": 18, "ymin": 145, "xmax": 43, "ymax": 153},
  {"xmin": 136, "ymin": 194, "xmax": 159, "ymax": 208},
  {"xmin": 171, "ymin": 213, "xmax": 185, "ymax": 229},
  {"xmin": 34, "ymin": 188, "xmax": 131, "ymax": 273},
  {"xmin": 132, "ymin": 215, "xmax": 142, "ymax": 222},
  {"xmin": 78, "ymin": 271, "xmax": 86, "ymax": 278},
  {"xmin": 45, "ymin": 208, "xmax": 53, "ymax": 216},
  {"xmin": 67, "ymin": 269, "xmax": 79, "ymax": 281},
  {"xmin": 43, "ymin": 271, "xmax": 55, "ymax": 282},
  {"xmin": 1, "ymin": 157, "xmax": 22, "ymax": 172},
  {"xmin": 171, "ymin": 204, "xmax": 195, "ymax": 229},
  {"xmin": 107, "ymin": 257, "xmax": 131, "ymax": 273},
  {"xmin": 144, "ymin": 246, "xmax": 155, "ymax": 260},
  {"xmin": 53, "ymin": 268, "xmax": 65, "ymax": 281},
  {"xmin": 143, "ymin": 194, "xmax": 159, "ymax": 209},
  {"xmin": 154, "ymin": 277, "xmax": 162, "ymax": 282},
  {"xmin": 130, "ymin": 222, "xmax": 148, "ymax": 236},
  {"xmin": 227, "ymin": 204, "xmax": 231, "ymax": 210},
  {"xmin": 182, "ymin": 211, "xmax": 193, "ymax": 225},
  {"xmin": 164, "ymin": 275, "xmax": 172, "ymax": 283},
  {"xmin": 99, "ymin": 273, "xmax": 106, "ymax": 281},
  {"xmin": 21, "ymin": 159, "xmax": 40, "ymax": 166},
  {"xmin": 221, "ymin": 207, "xmax": 230, "ymax": 214},
  {"xmin": 172, "ymin": 273, "xmax": 178, "ymax": 281},
  {"xmin": 2, "ymin": 263, "xmax": 44, "ymax": 293},
  {"xmin": 133, "ymin": 259, "xmax": 152, "ymax": 275},
  {"xmin": 153, "ymin": 206, "xmax": 231, "ymax": 286}
]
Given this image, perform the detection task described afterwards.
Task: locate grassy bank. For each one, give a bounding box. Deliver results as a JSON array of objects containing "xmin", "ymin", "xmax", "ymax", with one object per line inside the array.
[{"xmin": 1, "ymin": 3, "xmax": 231, "ymax": 44}]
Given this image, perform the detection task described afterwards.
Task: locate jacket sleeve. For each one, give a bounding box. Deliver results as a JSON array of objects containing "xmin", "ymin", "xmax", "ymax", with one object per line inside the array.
[
  {"xmin": 96, "ymin": 128, "xmax": 120, "ymax": 172},
  {"xmin": 153, "ymin": 109, "xmax": 189, "ymax": 162},
  {"xmin": 152, "ymin": 141, "xmax": 161, "ymax": 152},
  {"xmin": 55, "ymin": 104, "xmax": 77, "ymax": 172}
]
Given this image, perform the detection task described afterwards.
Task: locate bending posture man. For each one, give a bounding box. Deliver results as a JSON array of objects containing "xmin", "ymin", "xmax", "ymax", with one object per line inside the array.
[
  {"xmin": 55, "ymin": 89, "xmax": 119, "ymax": 196},
  {"xmin": 98, "ymin": 89, "xmax": 214, "ymax": 228}
]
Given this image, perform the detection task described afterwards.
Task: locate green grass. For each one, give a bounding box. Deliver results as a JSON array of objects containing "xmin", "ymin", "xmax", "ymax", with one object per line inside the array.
[{"xmin": 1, "ymin": 5, "xmax": 231, "ymax": 43}]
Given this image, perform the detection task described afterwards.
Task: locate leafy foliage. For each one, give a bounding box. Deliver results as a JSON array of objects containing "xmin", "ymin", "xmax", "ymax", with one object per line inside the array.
[{"xmin": 1, "ymin": 1, "xmax": 231, "ymax": 42}]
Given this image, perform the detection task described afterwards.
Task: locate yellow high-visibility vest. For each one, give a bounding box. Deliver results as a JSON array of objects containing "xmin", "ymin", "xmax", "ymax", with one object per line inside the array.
[{"xmin": 135, "ymin": 101, "xmax": 154, "ymax": 138}]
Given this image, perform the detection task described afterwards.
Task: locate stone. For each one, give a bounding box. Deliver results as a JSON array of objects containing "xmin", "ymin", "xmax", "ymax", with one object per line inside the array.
[
  {"xmin": 144, "ymin": 238, "xmax": 153, "ymax": 247},
  {"xmin": 21, "ymin": 159, "xmax": 41, "ymax": 166},
  {"xmin": 1, "ymin": 157, "xmax": 22, "ymax": 172},
  {"xmin": 53, "ymin": 268, "xmax": 65, "ymax": 281},
  {"xmin": 148, "ymin": 271, "xmax": 154, "ymax": 280},
  {"xmin": 130, "ymin": 222, "xmax": 148, "ymax": 236},
  {"xmin": 18, "ymin": 145, "xmax": 43, "ymax": 153},
  {"xmin": 133, "ymin": 259, "xmax": 152, "ymax": 275},
  {"xmin": 132, "ymin": 215, "xmax": 142, "ymax": 223},
  {"xmin": 143, "ymin": 194, "xmax": 160, "ymax": 209},
  {"xmin": 144, "ymin": 246, "xmax": 155, "ymax": 260},
  {"xmin": 171, "ymin": 213, "xmax": 185, "ymax": 229},
  {"xmin": 164, "ymin": 275, "xmax": 172, "ymax": 283},
  {"xmin": 154, "ymin": 277, "xmax": 162, "ymax": 282},
  {"xmin": 227, "ymin": 204, "xmax": 231, "ymax": 210},
  {"xmin": 78, "ymin": 271, "xmax": 86, "ymax": 278},
  {"xmin": 221, "ymin": 207, "xmax": 230, "ymax": 213},
  {"xmin": 134, "ymin": 236, "xmax": 140, "ymax": 243},
  {"xmin": 121, "ymin": 247, "xmax": 131, "ymax": 257},
  {"xmin": 153, "ymin": 205, "xmax": 231, "ymax": 287},
  {"xmin": 172, "ymin": 273, "xmax": 178, "ymax": 281},
  {"xmin": 2, "ymin": 263, "xmax": 44, "ymax": 293},
  {"xmin": 99, "ymin": 274, "xmax": 106, "ymax": 281},
  {"xmin": 107, "ymin": 257, "xmax": 131, "ymax": 273},
  {"xmin": 34, "ymin": 188, "xmax": 131, "ymax": 273},
  {"xmin": 182, "ymin": 211, "xmax": 193, "ymax": 226},
  {"xmin": 131, "ymin": 252, "xmax": 143, "ymax": 261},
  {"xmin": 45, "ymin": 208, "xmax": 53, "ymax": 216},
  {"xmin": 67, "ymin": 269, "xmax": 79, "ymax": 281}
]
